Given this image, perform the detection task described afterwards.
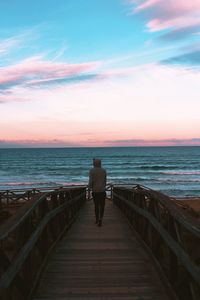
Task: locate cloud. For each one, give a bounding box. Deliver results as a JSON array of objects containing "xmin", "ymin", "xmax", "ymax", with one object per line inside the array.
[
  {"xmin": 0, "ymin": 27, "xmax": 102, "ymax": 103},
  {"xmin": 162, "ymin": 50, "xmax": 200, "ymax": 66},
  {"xmin": 0, "ymin": 95, "xmax": 29, "ymax": 103},
  {"xmin": 0, "ymin": 27, "xmax": 41, "ymax": 58},
  {"xmin": 134, "ymin": 0, "xmax": 160, "ymax": 12},
  {"xmin": 129, "ymin": 0, "xmax": 200, "ymax": 32},
  {"xmin": 0, "ymin": 139, "xmax": 81, "ymax": 148},
  {"xmin": 127, "ymin": 1, "xmax": 200, "ymax": 68},
  {"xmin": 0, "ymin": 37, "xmax": 20, "ymax": 55},
  {"xmin": 28, "ymin": 73, "xmax": 99, "ymax": 88},
  {"xmin": 0, "ymin": 56, "xmax": 101, "ymax": 99},
  {"xmin": 105, "ymin": 138, "xmax": 200, "ymax": 146},
  {"xmin": 159, "ymin": 25, "xmax": 200, "ymax": 41}
]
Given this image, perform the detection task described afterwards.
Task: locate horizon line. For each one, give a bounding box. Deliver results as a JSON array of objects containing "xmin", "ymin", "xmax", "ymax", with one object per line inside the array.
[{"xmin": 1, "ymin": 145, "xmax": 200, "ymax": 149}]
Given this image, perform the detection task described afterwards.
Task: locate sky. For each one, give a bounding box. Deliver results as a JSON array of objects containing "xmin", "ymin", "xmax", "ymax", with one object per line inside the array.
[{"xmin": 0, "ymin": 0, "xmax": 200, "ymax": 147}]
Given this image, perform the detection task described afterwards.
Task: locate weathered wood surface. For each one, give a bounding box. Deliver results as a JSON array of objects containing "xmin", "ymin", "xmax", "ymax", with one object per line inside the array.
[
  {"xmin": 175, "ymin": 199, "xmax": 200, "ymax": 219},
  {"xmin": 113, "ymin": 186, "xmax": 200, "ymax": 300},
  {"xmin": 33, "ymin": 200, "xmax": 171, "ymax": 300},
  {"xmin": 0, "ymin": 187, "xmax": 86, "ymax": 300}
]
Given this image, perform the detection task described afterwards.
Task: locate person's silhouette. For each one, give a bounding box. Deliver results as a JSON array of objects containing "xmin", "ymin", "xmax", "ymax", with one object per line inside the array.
[{"xmin": 89, "ymin": 158, "xmax": 107, "ymax": 226}]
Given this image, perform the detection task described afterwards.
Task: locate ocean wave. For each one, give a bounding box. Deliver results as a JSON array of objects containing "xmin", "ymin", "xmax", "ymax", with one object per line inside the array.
[
  {"xmin": 0, "ymin": 181, "xmax": 60, "ymax": 187},
  {"xmin": 136, "ymin": 165, "xmax": 200, "ymax": 170},
  {"xmin": 161, "ymin": 171, "xmax": 200, "ymax": 175},
  {"xmin": 108, "ymin": 176, "xmax": 156, "ymax": 182},
  {"xmin": 2, "ymin": 180, "xmax": 88, "ymax": 186},
  {"xmin": 156, "ymin": 178, "xmax": 200, "ymax": 183}
]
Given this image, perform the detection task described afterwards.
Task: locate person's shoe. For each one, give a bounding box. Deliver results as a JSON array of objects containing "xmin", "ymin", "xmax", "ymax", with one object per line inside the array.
[
  {"xmin": 98, "ymin": 219, "xmax": 102, "ymax": 227},
  {"xmin": 95, "ymin": 219, "xmax": 98, "ymax": 224}
]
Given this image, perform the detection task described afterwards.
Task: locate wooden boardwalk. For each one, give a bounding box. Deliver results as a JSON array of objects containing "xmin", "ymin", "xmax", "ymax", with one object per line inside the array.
[{"xmin": 33, "ymin": 200, "xmax": 172, "ymax": 300}]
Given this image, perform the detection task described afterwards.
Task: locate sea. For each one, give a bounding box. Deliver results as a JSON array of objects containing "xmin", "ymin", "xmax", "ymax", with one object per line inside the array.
[{"xmin": 0, "ymin": 146, "xmax": 200, "ymax": 197}]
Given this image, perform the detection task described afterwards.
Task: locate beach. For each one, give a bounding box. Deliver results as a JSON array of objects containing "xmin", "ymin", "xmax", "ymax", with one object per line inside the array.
[{"xmin": 175, "ymin": 197, "xmax": 200, "ymax": 219}]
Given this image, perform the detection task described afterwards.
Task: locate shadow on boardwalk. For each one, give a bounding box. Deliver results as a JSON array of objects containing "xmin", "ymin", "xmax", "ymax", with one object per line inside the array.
[{"xmin": 34, "ymin": 200, "xmax": 171, "ymax": 300}]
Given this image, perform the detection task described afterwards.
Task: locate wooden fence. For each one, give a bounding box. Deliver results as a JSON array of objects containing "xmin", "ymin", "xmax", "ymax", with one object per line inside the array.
[
  {"xmin": 0, "ymin": 186, "xmax": 86, "ymax": 300},
  {"xmin": 113, "ymin": 185, "xmax": 200, "ymax": 300}
]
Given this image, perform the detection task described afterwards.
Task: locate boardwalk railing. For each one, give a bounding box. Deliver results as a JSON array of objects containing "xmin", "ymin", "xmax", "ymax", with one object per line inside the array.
[
  {"xmin": 0, "ymin": 185, "xmax": 87, "ymax": 209},
  {"xmin": 0, "ymin": 189, "xmax": 38, "ymax": 223},
  {"xmin": 113, "ymin": 185, "xmax": 200, "ymax": 300},
  {"xmin": 0, "ymin": 186, "xmax": 86, "ymax": 300},
  {"xmin": 0, "ymin": 188, "xmax": 40, "ymax": 206}
]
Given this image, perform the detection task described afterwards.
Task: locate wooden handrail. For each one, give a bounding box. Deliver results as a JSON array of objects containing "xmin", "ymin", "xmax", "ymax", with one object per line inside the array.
[
  {"xmin": 115, "ymin": 185, "xmax": 200, "ymax": 236},
  {"xmin": 0, "ymin": 185, "xmax": 87, "ymax": 207},
  {"xmin": 113, "ymin": 185, "xmax": 200, "ymax": 300},
  {"xmin": 0, "ymin": 186, "xmax": 86, "ymax": 300}
]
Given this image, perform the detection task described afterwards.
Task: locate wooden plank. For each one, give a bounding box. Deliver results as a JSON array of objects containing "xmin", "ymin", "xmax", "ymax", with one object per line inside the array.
[{"xmin": 33, "ymin": 200, "xmax": 172, "ymax": 300}]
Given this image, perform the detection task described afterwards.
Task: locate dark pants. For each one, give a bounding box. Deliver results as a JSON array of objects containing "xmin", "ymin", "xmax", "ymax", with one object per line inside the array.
[{"xmin": 92, "ymin": 192, "xmax": 106, "ymax": 221}]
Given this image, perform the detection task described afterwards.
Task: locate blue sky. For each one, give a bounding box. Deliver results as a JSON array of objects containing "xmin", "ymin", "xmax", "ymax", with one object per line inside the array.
[
  {"xmin": 0, "ymin": 0, "xmax": 177, "ymax": 65},
  {"xmin": 0, "ymin": 0, "xmax": 200, "ymax": 147}
]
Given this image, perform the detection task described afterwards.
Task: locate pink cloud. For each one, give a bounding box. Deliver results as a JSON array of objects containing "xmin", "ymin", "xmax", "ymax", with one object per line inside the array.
[
  {"xmin": 130, "ymin": 0, "xmax": 200, "ymax": 31},
  {"xmin": 0, "ymin": 95, "xmax": 29, "ymax": 103},
  {"xmin": 134, "ymin": 0, "xmax": 160, "ymax": 12},
  {"xmin": 104, "ymin": 138, "xmax": 200, "ymax": 147},
  {"xmin": 147, "ymin": 17, "xmax": 200, "ymax": 32},
  {"xmin": 0, "ymin": 138, "xmax": 82, "ymax": 148},
  {"xmin": 0, "ymin": 56, "xmax": 100, "ymax": 92}
]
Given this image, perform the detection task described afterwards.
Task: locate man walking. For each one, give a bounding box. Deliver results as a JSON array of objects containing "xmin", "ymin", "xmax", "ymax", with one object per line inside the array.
[{"xmin": 89, "ymin": 158, "xmax": 107, "ymax": 227}]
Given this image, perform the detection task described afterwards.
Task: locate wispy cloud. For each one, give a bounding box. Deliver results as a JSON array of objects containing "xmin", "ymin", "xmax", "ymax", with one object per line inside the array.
[
  {"xmin": 159, "ymin": 25, "xmax": 200, "ymax": 41},
  {"xmin": 133, "ymin": 0, "xmax": 160, "ymax": 12},
  {"xmin": 130, "ymin": 0, "xmax": 200, "ymax": 32},
  {"xmin": 0, "ymin": 94, "xmax": 29, "ymax": 103},
  {"xmin": 105, "ymin": 138, "xmax": 200, "ymax": 146},
  {"xmin": 0, "ymin": 37, "xmax": 21, "ymax": 56},
  {"xmin": 51, "ymin": 42, "xmax": 68, "ymax": 61},
  {"xmin": 0, "ymin": 27, "xmax": 41, "ymax": 58},
  {"xmin": 0, "ymin": 138, "xmax": 81, "ymax": 148},
  {"xmin": 0, "ymin": 25, "xmax": 103, "ymax": 104},
  {"xmin": 0, "ymin": 56, "xmax": 101, "ymax": 101},
  {"xmin": 162, "ymin": 50, "xmax": 200, "ymax": 66},
  {"xmin": 28, "ymin": 73, "xmax": 99, "ymax": 88},
  {"xmin": 126, "ymin": 1, "xmax": 200, "ymax": 68}
]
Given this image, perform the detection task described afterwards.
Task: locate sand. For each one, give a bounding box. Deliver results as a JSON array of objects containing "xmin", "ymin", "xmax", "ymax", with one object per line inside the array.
[{"xmin": 175, "ymin": 198, "xmax": 200, "ymax": 219}]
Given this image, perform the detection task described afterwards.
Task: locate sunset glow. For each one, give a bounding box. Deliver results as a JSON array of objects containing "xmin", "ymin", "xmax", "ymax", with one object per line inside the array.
[{"xmin": 0, "ymin": 0, "xmax": 200, "ymax": 147}]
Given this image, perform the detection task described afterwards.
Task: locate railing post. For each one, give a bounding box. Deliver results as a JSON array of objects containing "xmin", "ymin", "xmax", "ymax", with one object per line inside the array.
[
  {"xmin": 110, "ymin": 184, "xmax": 113, "ymax": 201},
  {"xmin": 0, "ymin": 193, "xmax": 2, "ymax": 214},
  {"xmin": 168, "ymin": 215, "xmax": 178, "ymax": 284},
  {"xmin": 6, "ymin": 191, "xmax": 9, "ymax": 208},
  {"xmin": 87, "ymin": 186, "xmax": 89, "ymax": 200}
]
